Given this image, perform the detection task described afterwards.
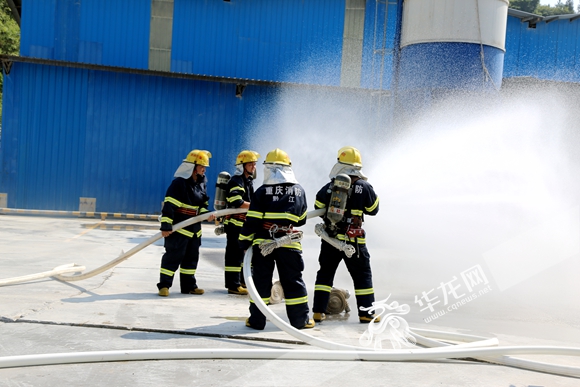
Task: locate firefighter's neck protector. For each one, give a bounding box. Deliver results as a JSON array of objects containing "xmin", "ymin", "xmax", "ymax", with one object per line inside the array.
[
  {"xmin": 233, "ymin": 164, "xmax": 244, "ymax": 176},
  {"xmin": 233, "ymin": 163, "xmax": 257, "ymax": 180},
  {"xmin": 329, "ymin": 162, "xmax": 367, "ymax": 181},
  {"xmin": 263, "ymin": 164, "xmax": 298, "ymax": 185},
  {"xmin": 174, "ymin": 162, "xmax": 195, "ymax": 179}
]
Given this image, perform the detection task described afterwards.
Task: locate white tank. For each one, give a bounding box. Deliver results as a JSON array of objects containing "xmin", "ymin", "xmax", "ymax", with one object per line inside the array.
[{"xmin": 401, "ymin": 0, "xmax": 509, "ymax": 51}]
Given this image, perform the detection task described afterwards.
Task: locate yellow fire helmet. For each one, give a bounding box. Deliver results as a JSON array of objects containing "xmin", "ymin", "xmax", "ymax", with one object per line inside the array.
[
  {"xmin": 235, "ymin": 150, "xmax": 260, "ymax": 165},
  {"xmin": 264, "ymin": 148, "xmax": 291, "ymax": 166},
  {"xmin": 184, "ymin": 149, "xmax": 212, "ymax": 167},
  {"xmin": 337, "ymin": 146, "xmax": 362, "ymax": 168}
]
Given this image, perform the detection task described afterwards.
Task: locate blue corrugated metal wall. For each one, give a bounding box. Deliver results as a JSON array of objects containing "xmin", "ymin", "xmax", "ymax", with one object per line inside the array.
[
  {"xmin": 19, "ymin": 0, "xmax": 400, "ymax": 88},
  {"xmin": 0, "ymin": 62, "xmax": 275, "ymax": 213},
  {"xmin": 504, "ymin": 15, "xmax": 580, "ymax": 82},
  {"xmin": 171, "ymin": 0, "xmax": 345, "ymax": 84},
  {"xmin": 21, "ymin": 0, "xmax": 151, "ymax": 68},
  {"xmin": 20, "ymin": 0, "xmax": 347, "ymax": 84}
]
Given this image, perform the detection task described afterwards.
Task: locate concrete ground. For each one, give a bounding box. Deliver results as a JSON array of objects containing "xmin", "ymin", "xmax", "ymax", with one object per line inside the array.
[{"xmin": 0, "ymin": 213, "xmax": 579, "ymax": 386}]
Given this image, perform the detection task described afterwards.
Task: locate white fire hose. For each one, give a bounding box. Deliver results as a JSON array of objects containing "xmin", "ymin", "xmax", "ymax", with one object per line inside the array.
[
  {"xmin": 0, "ymin": 208, "xmax": 579, "ymax": 378},
  {"xmin": 238, "ymin": 209, "xmax": 580, "ymax": 376},
  {"xmin": 0, "ymin": 263, "xmax": 87, "ymax": 287},
  {"xmin": 0, "ymin": 208, "xmax": 247, "ymax": 286},
  {"xmin": 313, "ymin": 223, "xmax": 356, "ymax": 258}
]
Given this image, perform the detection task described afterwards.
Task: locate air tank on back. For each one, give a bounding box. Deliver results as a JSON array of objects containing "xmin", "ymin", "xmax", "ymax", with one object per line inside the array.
[{"xmin": 214, "ymin": 171, "xmax": 231, "ymax": 211}]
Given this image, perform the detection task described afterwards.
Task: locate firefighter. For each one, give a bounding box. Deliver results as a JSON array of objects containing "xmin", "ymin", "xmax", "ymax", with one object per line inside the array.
[
  {"xmin": 239, "ymin": 148, "xmax": 315, "ymax": 330},
  {"xmin": 312, "ymin": 146, "xmax": 381, "ymax": 323},
  {"xmin": 157, "ymin": 150, "xmax": 215, "ymax": 297},
  {"xmin": 223, "ymin": 150, "xmax": 260, "ymax": 295}
]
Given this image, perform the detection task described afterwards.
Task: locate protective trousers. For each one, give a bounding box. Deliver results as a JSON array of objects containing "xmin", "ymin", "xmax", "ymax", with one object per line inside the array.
[
  {"xmin": 224, "ymin": 225, "xmax": 245, "ymax": 289},
  {"xmin": 248, "ymin": 245, "xmax": 310, "ymax": 329},
  {"xmin": 157, "ymin": 232, "xmax": 200, "ymax": 293},
  {"xmin": 313, "ymin": 239, "xmax": 375, "ymax": 318}
]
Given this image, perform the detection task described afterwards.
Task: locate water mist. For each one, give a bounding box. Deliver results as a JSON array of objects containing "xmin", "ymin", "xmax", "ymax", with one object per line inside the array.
[{"xmin": 250, "ymin": 82, "xmax": 580, "ymax": 341}]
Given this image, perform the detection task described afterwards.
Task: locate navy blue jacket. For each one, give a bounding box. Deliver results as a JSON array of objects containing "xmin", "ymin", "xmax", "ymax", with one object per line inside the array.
[
  {"xmin": 160, "ymin": 176, "xmax": 210, "ymax": 238},
  {"xmin": 239, "ymin": 183, "xmax": 308, "ymax": 251}
]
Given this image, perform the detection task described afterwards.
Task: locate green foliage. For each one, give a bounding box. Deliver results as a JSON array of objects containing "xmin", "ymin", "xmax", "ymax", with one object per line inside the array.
[
  {"xmin": 535, "ymin": 3, "xmax": 575, "ymax": 16},
  {"xmin": 1, "ymin": 0, "xmax": 21, "ymax": 121},
  {"xmin": 510, "ymin": 0, "xmax": 577, "ymax": 15},
  {"xmin": 510, "ymin": 0, "xmax": 541, "ymax": 13},
  {"xmin": 0, "ymin": 1, "xmax": 20, "ymax": 54}
]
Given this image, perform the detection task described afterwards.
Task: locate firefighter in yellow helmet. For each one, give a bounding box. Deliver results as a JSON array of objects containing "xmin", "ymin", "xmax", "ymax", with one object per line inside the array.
[
  {"xmin": 157, "ymin": 150, "xmax": 215, "ymax": 297},
  {"xmin": 312, "ymin": 146, "xmax": 380, "ymax": 323},
  {"xmin": 239, "ymin": 148, "xmax": 315, "ymax": 330},
  {"xmin": 222, "ymin": 150, "xmax": 260, "ymax": 295}
]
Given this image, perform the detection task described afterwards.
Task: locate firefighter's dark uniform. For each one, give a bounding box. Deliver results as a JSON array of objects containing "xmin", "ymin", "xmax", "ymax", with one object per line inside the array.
[
  {"xmin": 239, "ymin": 182, "xmax": 309, "ymax": 330},
  {"xmin": 312, "ymin": 177, "xmax": 380, "ymax": 319},
  {"xmin": 223, "ymin": 173, "xmax": 254, "ymax": 289},
  {"xmin": 157, "ymin": 175, "xmax": 210, "ymax": 293}
]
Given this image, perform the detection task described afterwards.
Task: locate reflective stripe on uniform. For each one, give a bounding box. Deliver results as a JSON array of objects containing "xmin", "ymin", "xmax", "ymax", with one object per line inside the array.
[
  {"xmin": 177, "ymin": 229, "xmax": 194, "ymax": 238},
  {"xmin": 239, "ymin": 233, "xmax": 255, "ymax": 242},
  {"xmin": 365, "ymin": 196, "xmax": 379, "ymax": 212},
  {"xmin": 164, "ymin": 196, "xmax": 200, "ymax": 211},
  {"xmin": 247, "ymin": 210, "xmax": 263, "ymax": 219},
  {"xmin": 160, "ymin": 268, "xmax": 175, "ymax": 276},
  {"xmin": 263, "ymin": 210, "xmax": 306, "ymax": 223},
  {"xmin": 176, "ymin": 228, "xmax": 202, "ymax": 238},
  {"xmin": 336, "ymin": 233, "xmax": 366, "ymax": 244},
  {"xmin": 227, "ymin": 195, "xmax": 243, "ymax": 203},
  {"xmin": 228, "ymin": 218, "xmax": 244, "ymax": 227},
  {"xmin": 314, "ymin": 200, "xmax": 326, "ymax": 209},
  {"xmin": 251, "ymin": 238, "xmax": 302, "ymax": 251},
  {"xmin": 160, "ymin": 217, "xmax": 173, "ymax": 224},
  {"xmin": 180, "ymin": 268, "xmax": 196, "ymax": 275},
  {"xmin": 230, "ymin": 186, "xmax": 245, "ymax": 193},
  {"xmin": 285, "ymin": 295, "xmax": 308, "ymax": 306},
  {"xmin": 250, "ymin": 297, "xmax": 271, "ymax": 304},
  {"xmin": 355, "ymin": 288, "xmax": 374, "ymax": 296},
  {"xmin": 225, "ymin": 266, "xmax": 242, "ymax": 273},
  {"xmin": 314, "ymin": 284, "xmax": 332, "ymax": 293}
]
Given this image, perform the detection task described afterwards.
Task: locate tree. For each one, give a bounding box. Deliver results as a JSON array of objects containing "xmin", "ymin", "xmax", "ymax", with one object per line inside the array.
[
  {"xmin": 1, "ymin": 0, "xmax": 21, "ymax": 122},
  {"xmin": 510, "ymin": 0, "xmax": 578, "ymax": 15},
  {"xmin": 535, "ymin": 2, "xmax": 576, "ymax": 16},
  {"xmin": 510, "ymin": 0, "xmax": 541, "ymax": 13}
]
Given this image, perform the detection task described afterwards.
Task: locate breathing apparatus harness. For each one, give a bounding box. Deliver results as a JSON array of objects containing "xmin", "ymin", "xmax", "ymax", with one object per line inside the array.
[
  {"xmin": 315, "ymin": 173, "xmax": 363, "ymax": 258},
  {"xmin": 213, "ymin": 171, "xmax": 231, "ymax": 235}
]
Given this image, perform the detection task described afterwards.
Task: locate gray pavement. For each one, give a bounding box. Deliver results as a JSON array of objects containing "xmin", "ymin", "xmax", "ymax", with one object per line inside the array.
[{"xmin": 0, "ymin": 214, "xmax": 579, "ymax": 386}]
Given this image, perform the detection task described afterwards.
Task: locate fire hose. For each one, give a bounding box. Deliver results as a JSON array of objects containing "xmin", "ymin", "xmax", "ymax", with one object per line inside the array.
[
  {"xmin": 238, "ymin": 210, "xmax": 580, "ymax": 377},
  {"xmin": 0, "ymin": 208, "xmax": 247, "ymax": 286},
  {"xmin": 0, "ymin": 263, "xmax": 87, "ymax": 287},
  {"xmin": 0, "ymin": 209, "xmax": 579, "ymax": 378},
  {"xmin": 259, "ymin": 231, "xmax": 304, "ymax": 256},
  {"xmin": 313, "ymin": 223, "xmax": 356, "ymax": 258}
]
